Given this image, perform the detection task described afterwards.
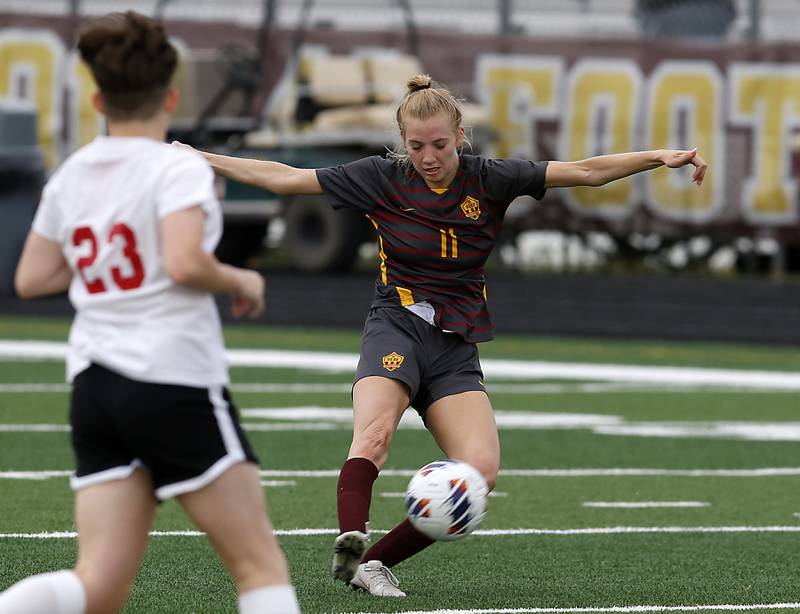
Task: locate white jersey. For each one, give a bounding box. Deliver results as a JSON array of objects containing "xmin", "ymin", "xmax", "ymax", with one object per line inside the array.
[{"xmin": 32, "ymin": 136, "xmax": 229, "ymax": 387}]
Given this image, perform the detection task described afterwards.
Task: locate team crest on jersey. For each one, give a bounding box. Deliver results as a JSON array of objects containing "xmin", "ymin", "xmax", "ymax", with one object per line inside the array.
[
  {"xmin": 382, "ymin": 352, "xmax": 405, "ymax": 371},
  {"xmin": 460, "ymin": 196, "xmax": 481, "ymax": 220}
]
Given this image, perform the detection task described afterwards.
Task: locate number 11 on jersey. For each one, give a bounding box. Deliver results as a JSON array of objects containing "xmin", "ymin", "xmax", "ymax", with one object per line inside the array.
[{"xmin": 440, "ymin": 228, "xmax": 458, "ymax": 259}]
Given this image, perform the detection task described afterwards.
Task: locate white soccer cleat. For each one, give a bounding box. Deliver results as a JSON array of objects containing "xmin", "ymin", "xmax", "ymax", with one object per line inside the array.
[
  {"xmin": 331, "ymin": 530, "xmax": 368, "ymax": 583},
  {"xmin": 350, "ymin": 560, "xmax": 406, "ymax": 598}
]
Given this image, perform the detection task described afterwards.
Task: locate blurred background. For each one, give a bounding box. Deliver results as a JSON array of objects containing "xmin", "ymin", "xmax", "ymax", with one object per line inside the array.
[{"xmin": 2, "ymin": 0, "xmax": 800, "ymax": 343}]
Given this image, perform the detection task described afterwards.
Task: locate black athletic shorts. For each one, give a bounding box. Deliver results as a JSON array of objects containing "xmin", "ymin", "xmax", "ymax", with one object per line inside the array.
[
  {"xmin": 355, "ymin": 307, "xmax": 486, "ymax": 418},
  {"xmin": 69, "ymin": 363, "xmax": 258, "ymax": 500}
]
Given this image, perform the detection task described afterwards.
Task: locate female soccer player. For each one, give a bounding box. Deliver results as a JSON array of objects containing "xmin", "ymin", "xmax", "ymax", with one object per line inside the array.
[
  {"xmin": 0, "ymin": 11, "xmax": 300, "ymax": 614},
  {"xmin": 177, "ymin": 74, "xmax": 707, "ymax": 598}
]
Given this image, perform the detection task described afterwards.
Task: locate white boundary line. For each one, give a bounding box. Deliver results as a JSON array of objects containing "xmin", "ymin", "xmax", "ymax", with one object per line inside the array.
[
  {"xmin": 3, "ymin": 526, "xmax": 800, "ymax": 540},
  {"xmin": 0, "ymin": 382, "xmax": 785, "ymax": 394},
  {"xmin": 344, "ymin": 604, "xmax": 800, "ymax": 614},
  {"xmin": 582, "ymin": 501, "xmax": 711, "ymax": 509},
  {"xmin": 5, "ymin": 467, "xmax": 800, "ymax": 480},
  {"xmin": 0, "ymin": 384, "xmax": 70, "ymax": 392},
  {"xmin": 2, "ymin": 341, "xmax": 800, "ymax": 390},
  {"xmin": 0, "ymin": 424, "xmax": 69, "ymax": 432},
  {"xmin": 471, "ymin": 526, "xmax": 800, "ymax": 535},
  {"xmin": 380, "ymin": 491, "xmax": 509, "ymax": 498},
  {"xmin": 6, "ymin": 421, "xmax": 800, "ymax": 441}
]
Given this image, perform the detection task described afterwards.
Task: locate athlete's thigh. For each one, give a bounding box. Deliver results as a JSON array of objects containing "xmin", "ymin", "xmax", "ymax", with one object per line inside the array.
[
  {"xmin": 177, "ymin": 462, "xmax": 289, "ymax": 587},
  {"xmin": 178, "ymin": 461, "xmax": 270, "ymax": 542},
  {"xmin": 352, "ymin": 376, "xmax": 410, "ymax": 429},
  {"xmin": 351, "ymin": 308, "xmax": 418, "ymax": 442},
  {"xmin": 425, "ymin": 390, "xmax": 500, "ymax": 486},
  {"xmin": 74, "ymin": 469, "xmax": 156, "ymax": 592}
]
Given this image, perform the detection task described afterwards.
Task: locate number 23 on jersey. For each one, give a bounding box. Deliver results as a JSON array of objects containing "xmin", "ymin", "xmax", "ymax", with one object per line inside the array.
[{"xmin": 72, "ymin": 224, "xmax": 145, "ymax": 293}]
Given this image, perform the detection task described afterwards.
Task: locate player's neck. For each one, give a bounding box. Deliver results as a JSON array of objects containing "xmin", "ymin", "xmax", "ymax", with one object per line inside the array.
[{"xmin": 105, "ymin": 116, "xmax": 168, "ymax": 142}]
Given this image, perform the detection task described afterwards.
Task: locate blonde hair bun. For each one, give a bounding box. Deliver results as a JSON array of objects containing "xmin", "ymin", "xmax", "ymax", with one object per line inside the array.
[{"xmin": 406, "ymin": 74, "xmax": 433, "ymax": 94}]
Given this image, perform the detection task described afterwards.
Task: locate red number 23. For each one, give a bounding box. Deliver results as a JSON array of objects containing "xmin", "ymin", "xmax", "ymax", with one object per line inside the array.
[{"xmin": 72, "ymin": 224, "xmax": 145, "ymax": 294}]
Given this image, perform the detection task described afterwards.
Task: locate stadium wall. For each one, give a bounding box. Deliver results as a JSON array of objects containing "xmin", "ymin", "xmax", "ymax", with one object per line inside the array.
[
  {"xmin": 4, "ymin": 272, "xmax": 799, "ymax": 346},
  {"xmin": 252, "ymin": 272, "xmax": 800, "ymax": 346}
]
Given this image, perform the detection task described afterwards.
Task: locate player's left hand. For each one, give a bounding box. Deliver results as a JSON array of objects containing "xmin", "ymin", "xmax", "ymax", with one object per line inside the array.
[
  {"xmin": 662, "ymin": 148, "xmax": 707, "ymax": 186},
  {"xmin": 231, "ymin": 269, "xmax": 265, "ymax": 319}
]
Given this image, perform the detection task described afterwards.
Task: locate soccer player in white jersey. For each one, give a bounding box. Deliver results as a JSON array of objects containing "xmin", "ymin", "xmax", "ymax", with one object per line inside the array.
[{"xmin": 0, "ymin": 11, "xmax": 300, "ymax": 614}]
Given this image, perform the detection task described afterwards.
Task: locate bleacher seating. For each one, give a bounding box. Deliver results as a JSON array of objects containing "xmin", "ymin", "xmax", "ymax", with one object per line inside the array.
[{"xmin": 5, "ymin": 0, "xmax": 799, "ymax": 42}]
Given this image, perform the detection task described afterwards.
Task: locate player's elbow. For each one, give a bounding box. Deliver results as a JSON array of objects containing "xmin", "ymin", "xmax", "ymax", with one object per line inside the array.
[
  {"xmin": 14, "ymin": 279, "xmax": 36, "ymax": 300},
  {"xmin": 552, "ymin": 163, "xmax": 605, "ymax": 188},
  {"xmin": 582, "ymin": 169, "xmax": 607, "ymax": 187},
  {"xmin": 14, "ymin": 269, "xmax": 39, "ymax": 299},
  {"xmin": 164, "ymin": 251, "xmax": 208, "ymax": 286}
]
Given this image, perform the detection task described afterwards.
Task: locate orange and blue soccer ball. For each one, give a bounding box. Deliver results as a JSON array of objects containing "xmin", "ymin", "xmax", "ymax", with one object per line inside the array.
[{"xmin": 405, "ymin": 459, "xmax": 488, "ymax": 541}]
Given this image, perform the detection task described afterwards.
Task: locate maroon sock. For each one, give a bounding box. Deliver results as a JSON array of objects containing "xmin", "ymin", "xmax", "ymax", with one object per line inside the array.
[
  {"xmin": 362, "ymin": 518, "xmax": 434, "ymax": 568},
  {"xmin": 337, "ymin": 457, "xmax": 379, "ymax": 534}
]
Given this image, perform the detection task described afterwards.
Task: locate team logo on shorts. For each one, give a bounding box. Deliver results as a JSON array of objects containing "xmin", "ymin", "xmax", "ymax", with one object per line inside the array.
[
  {"xmin": 382, "ymin": 352, "xmax": 405, "ymax": 371},
  {"xmin": 460, "ymin": 196, "xmax": 481, "ymax": 220}
]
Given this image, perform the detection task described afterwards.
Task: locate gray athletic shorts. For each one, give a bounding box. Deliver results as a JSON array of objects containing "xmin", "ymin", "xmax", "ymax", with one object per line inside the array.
[{"xmin": 355, "ymin": 307, "xmax": 486, "ymax": 418}]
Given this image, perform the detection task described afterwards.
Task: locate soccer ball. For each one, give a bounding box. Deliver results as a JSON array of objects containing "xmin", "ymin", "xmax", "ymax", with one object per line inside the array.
[{"xmin": 405, "ymin": 459, "xmax": 488, "ymax": 541}]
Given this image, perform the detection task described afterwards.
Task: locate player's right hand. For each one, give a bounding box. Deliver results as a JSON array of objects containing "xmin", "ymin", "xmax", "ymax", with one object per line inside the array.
[
  {"xmin": 231, "ymin": 269, "xmax": 265, "ymax": 319},
  {"xmin": 661, "ymin": 148, "xmax": 708, "ymax": 186}
]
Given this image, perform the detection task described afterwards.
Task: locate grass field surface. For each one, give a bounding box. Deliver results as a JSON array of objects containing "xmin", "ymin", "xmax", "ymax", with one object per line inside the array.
[{"xmin": 0, "ymin": 315, "xmax": 799, "ymax": 613}]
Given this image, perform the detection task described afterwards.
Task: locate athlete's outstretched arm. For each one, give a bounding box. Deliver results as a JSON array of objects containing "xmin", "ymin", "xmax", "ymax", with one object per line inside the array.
[
  {"xmin": 172, "ymin": 141, "xmax": 323, "ymax": 195},
  {"xmin": 545, "ymin": 148, "xmax": 707, "ymax": 189},
  {"xmin": 15, "ymin": 232, "xmax": 73, "ymax": 299}
]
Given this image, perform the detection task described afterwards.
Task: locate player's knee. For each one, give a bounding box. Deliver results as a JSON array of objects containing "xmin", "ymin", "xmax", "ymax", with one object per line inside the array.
[
  {"xmin": 468, "ymin": 457, "xmax": 499, "ymax": 491},
  {"xmin": 351, "ymin": 423, "xmax": 394, "ymax": 466},
  {"xmin": 481, "ymin": 468, "xmax": 499, "ymax": 492}
]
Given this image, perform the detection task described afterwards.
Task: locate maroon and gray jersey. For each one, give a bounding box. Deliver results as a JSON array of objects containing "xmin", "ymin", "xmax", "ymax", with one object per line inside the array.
[{"xmin": 315, "ymin": 154, "xmax": 548, "ymax": 342}]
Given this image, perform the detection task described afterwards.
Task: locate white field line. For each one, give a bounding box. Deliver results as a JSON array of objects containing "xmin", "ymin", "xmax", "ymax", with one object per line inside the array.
[
  {"xmin": 582, "ymin": 501, "xmax": 711, "ymax": 509},
  {"xmin": 8, "ymin": 418, "xmax": 800, "ymax": 442},
  {"xmin": 259, "ymin": 480, "xmax": 297, "ymax": 487},
  {"xmin": 0, "ymin": 382, "xmax": 783, "ymax": 395},
  {"xmin": 9, "ymin": 411, "xmax": 800, "ymax": 442},
  {"xmin": 470, "ymin": 526, "xmax": 800, "ymax": 535},
  {"xmin": 0, "ymin": 424, "xmax": 69, "ymax": 432},
  {"xmin": 345, "ymin": 603, "xmax": 800, "ymax": 614},
  {"xmin": 0, "ymin": 384, "xmax": 70, "ymax": 392},
  {"xmin": 2, "ymin": 341, "xmax": 800, "ymax": 390},
  {"xmin": 0, "ymin": 423, "xmax": 345, "ymax": 433},
  {"xmin": 244, "ymin": 423, "xmax": 342, "ymax": 431},
  {"xmin": 0, "ymin": 529, "xmax": 339, "ymax": 539},
  {"xmin": 4, "ymin": 526, "xmax": 800, "ymax": 541},
  {"xmin": 5, "ymin": 467, "xmax": 800, "ymax": 480},
  {"xmin": 380, "ymin": 491, "xmax": 508, "ymax": 498}
]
